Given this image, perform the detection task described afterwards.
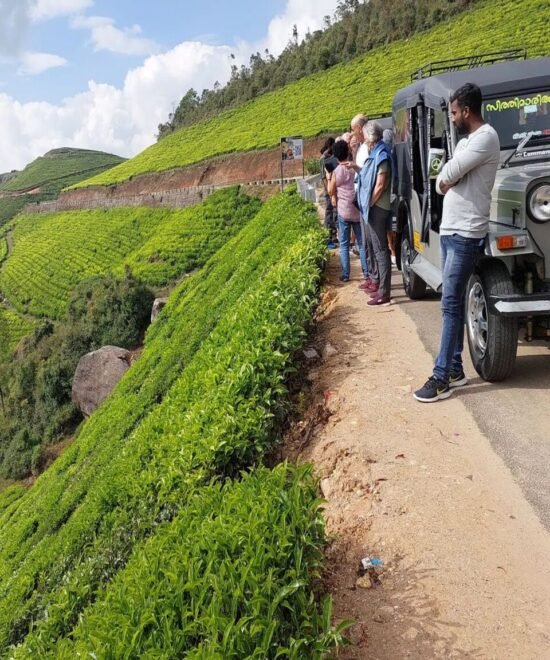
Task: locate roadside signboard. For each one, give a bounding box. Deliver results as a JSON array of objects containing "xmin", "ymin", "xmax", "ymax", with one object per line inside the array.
[
  {"xmin": 280, "ymin": 136, "xmax": 303, "ymax": 160},
  {"xmin": 280, "ymin": 136, "xmax": 304, "ymax": 190}
]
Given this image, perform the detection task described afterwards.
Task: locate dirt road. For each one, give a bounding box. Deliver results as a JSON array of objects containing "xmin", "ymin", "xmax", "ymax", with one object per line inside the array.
[{"xmin": 287, "ymin": 253, "xmax": 550, "ymax": 659}]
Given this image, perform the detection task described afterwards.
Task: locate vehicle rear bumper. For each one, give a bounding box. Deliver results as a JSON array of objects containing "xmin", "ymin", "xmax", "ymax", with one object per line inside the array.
[{"xmin": 489, "ymin": 294, "xmax": 550, "ymax": 316}]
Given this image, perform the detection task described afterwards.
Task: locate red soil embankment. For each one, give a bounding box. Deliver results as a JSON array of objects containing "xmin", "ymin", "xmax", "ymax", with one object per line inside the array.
[{"xmin": 27, "ymin": 137, "xmax": 328, "ymax": 213}]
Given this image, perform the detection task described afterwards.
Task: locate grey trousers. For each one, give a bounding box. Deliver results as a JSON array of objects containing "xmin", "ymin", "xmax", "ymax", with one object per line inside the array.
[
  {"xmin": 368, "ymin": 206, "xmax": 392, "ymax": 299},
  {"xmin": 366, "ymin": 225, "xmax": 378, "ymax": 282},
  {"xmin": 359, "ymin": 215, "xmax": 378, "ymax": 281}
]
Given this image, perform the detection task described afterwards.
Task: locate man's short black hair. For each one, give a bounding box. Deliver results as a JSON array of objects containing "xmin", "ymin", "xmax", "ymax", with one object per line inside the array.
[
  {"xmin": 333, "ymin": 139, "xmax": 349, "ymax": 162},
  {"xmin": 450, "ymin": 83, "xmax": 482, "ymax": 115}
]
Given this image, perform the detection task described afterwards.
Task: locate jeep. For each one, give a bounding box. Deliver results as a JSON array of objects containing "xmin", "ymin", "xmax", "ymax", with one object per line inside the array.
[{"xmin": 393, "ymin": 50, "xmax": 550, "ymax": 381}]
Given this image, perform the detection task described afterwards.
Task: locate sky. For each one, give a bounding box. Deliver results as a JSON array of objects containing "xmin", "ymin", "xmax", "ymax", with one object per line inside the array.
[{"xmin": 0, "ymin": 0, "xmax": 340, "ymax": 172}]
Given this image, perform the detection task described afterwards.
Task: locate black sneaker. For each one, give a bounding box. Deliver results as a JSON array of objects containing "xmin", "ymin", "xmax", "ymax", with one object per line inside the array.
[
  {"xmin": 413, "ymin": 376, "xmax": 451, "ymax": 403},
  {"xmin": 339, "ymin": 275, "xmax": 350, "ymax": 282},
  {"xmin": 449, "ymin": 371, "xmax": 468, "ymax": 389}
]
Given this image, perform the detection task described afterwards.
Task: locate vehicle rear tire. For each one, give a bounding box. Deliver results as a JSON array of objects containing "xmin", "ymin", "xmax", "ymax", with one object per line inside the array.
[
  {"xmin": 466, "ymin": 261, "xmax": 518, "ymax": 382},
  {"xmin": 401, "ymin": 231, "xmax": 427, "ymax": 299}
]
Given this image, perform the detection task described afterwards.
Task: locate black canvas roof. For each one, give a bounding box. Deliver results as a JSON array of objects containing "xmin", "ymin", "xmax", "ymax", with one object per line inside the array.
[{"xmin": 393, "ymin": 57, "xmax": 550, "ymax": 111}]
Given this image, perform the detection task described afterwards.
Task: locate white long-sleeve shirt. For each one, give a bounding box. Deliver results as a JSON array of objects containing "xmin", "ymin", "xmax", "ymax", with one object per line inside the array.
[{"xmin": 437, "ymin": 123, "xmax": 500, "ymax": 239}]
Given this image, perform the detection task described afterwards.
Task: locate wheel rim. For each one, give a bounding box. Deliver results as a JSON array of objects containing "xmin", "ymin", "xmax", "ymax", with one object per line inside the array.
[
  {"xmin": 467, "ymin": 281, "xmax": 488, "ymax": 357},
  {"xmin": 402, "ymin": 236, "xmax": 411, "ymax": 290}
]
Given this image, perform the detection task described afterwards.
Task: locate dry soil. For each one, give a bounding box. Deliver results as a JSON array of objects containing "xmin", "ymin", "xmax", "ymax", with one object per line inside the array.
[{"xmin": 284, "ymin": 252, "xmax": 550, "ymax": 659}]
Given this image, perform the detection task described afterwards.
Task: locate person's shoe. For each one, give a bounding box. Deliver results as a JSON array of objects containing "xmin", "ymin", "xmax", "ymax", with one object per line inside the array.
[
  {"xmin": 364, "ymin": 283, "xmax": 379, "ymax": 294},
  {"xmin": 367, "ymin": 295, "xmax": 391, "ymax": 307},
  {"xmin": 413, "ymin": 376, "xmax": 451, "ymax": 403},
  {"xmin": 449, "ymin": 371, "xmax": 468, "ymax": 388},
  {"xmin": 369, "ymin": 288, "xmax": 386, "ymax": 298},
  {"xmin": 327, "ymin": 242, "xmax": 337, "ymax": 250},
  {"xmin": 339, "ymin": 275, "xmax": 350, "ymax": 282},
  {"xmin": 358, "ymin": 278, "xmax": 373, "ymax": 290}
]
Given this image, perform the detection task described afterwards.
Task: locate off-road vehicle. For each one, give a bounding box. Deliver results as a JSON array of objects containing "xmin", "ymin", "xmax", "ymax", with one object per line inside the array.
[{"xmin": 393, "ymin": 50, "xmax": 550, "ymax": 381}]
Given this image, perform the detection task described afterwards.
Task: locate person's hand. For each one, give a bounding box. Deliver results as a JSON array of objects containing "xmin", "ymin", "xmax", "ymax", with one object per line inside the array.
[
  {"xmin": 343, "ymin": 161, "xmax": 356, "ymax": 171},
  {"xmin": 438, "ymin": 180, "xmax": 455, "ymax": 194}
]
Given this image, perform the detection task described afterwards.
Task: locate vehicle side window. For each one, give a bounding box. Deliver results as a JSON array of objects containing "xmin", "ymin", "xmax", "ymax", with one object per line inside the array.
[{"xmin": 431, "ymin": 109, "xmax": 446, "ymax": 146}]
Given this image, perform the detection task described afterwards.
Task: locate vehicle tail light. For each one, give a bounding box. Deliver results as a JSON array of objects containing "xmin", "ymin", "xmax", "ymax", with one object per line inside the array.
[{"xmin": 496, "ymin": 234, "xmax": 528, "ymax": 250}]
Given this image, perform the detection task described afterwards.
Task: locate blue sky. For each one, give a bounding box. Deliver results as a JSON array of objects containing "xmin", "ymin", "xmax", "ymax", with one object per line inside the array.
[
  {"xmin": 2, "ymin": 0, "xmax": 284, "ymax": 103},
  {"xmin": 0, "ymin": 0, "xmax": 337, "ymax": 172},
  {"xmin": 0, "ymin": 0, "xmax": 338, "ymax": 171}
]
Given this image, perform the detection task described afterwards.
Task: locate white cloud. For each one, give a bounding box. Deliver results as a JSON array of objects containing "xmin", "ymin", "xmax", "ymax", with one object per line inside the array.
[
  {"xmin": 259, "ymin": 0, "xmax": 339, "ymax": 57},
  {"xmin": 30, "ymin": 0, "xmax": 93, "ymax": 22},
  {"xmin": 71, "ymin": 15, "xmax": 159, "ymax": 56},
  {"xmin": 17, "ymin": 50, "xmax": 67, "ymax": 75},
  {"xmin": 0, "ymin": 41, "xmax": 234, "ymax": 170},
  {"xmin": 0, "ymin": 0, "xmax": 340, "ymax": 172}
]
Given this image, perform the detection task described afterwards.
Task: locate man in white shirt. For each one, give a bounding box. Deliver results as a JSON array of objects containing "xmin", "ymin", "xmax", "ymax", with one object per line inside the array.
[{"xmin": 414, "ymin": 83, "xmax": 500, "ymax": 403}]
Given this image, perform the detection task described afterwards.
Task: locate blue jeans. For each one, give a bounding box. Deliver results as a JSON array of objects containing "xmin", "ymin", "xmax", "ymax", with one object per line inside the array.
[
  {"xmin": 433, "ymin": 233, "xmax": 484, "ymax": 382},
  {"xmin": 338, "ymin": 216, "xmax": 368, "ymax": 279}
]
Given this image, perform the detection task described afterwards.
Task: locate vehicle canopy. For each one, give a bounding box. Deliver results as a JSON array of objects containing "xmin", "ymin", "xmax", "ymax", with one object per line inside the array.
[{"xmin": 392, "ymin": 56, "xmax": 550, "ymax": 114}]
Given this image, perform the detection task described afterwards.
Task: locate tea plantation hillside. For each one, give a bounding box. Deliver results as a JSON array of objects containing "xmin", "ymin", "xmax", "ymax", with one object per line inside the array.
[
  {"xmin": 76, "ymin": 0, "xmax": 549, "ymax": 189},
  {"xmin": 0, "ymin": 148, "xmax": 124, "ymax": 193},
  {"xmin": 0, "ymin": 308, "xmax": 35, "ymax": 361},
  {"xmin": 0, "ymin": 148, "xmax": 124, "ymax": 227},
  {"xmin": 0, "ymin": 187, "xmax": 261, "ymax": 319},
  {"xmin": 0, "ymin": 189, "xmax": 344, "ymax": 657}
]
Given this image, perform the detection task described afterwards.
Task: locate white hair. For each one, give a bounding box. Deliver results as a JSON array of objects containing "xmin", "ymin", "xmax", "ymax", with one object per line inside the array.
[
  {"xmin": 350, "ymin": 113, "xmax": 368, "ymax": 129},
  {"xmin": 363, "ymin": 120, "xmax": 383, "ymax": 143}
]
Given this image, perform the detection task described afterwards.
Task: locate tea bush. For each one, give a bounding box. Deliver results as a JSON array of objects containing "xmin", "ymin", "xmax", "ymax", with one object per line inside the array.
[
  {"xmin": 0, "ymin": 308, "xmax": 35, "ymax": 361},
  {"xmin": 0, "ymin": 187, "xmax": 261, "ymax": 318},
  {"xmin": 23, "ymin": 466, "xmax": 343, "ymax": 658},
  {"xmin": 0, "ymin": 190, "xmax": 333, "ymax": 656}
]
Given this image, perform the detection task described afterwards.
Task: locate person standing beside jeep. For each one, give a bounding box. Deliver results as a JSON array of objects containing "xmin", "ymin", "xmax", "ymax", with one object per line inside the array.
[
  {"xmin": 327, "ymin": 139, "xmax": 369, "ymax": 282},
  {"xmin": 414, "ymin": 83, "xmax": 500, "ymax": 403},
  {"xmin": 350, "ymin": 113, "xmax": 379, "ymax": 288},
  {"xmin": 355, "ymin": 120, "xmax": 393, "ymax": 306}
]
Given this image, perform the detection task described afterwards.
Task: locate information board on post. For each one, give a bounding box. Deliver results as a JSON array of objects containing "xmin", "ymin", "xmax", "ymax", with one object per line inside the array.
[{"xmin": 280, "ymin": 136, "xmax": 304, "ymax": 190}]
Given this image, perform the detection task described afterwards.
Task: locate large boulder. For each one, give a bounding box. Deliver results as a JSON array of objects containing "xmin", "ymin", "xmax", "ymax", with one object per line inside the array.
[
  {"xmin": 151, "ymin": 297, "xmax": 168, "ymax": 323},
  {"xmin": 72, "ymin": 346, "xmax": 131, "ymax": 417}
]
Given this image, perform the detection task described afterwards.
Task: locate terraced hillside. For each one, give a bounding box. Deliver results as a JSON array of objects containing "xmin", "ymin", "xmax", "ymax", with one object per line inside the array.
[
  {"xmin": 76, "ymin": 0, "xmax": 548, "ymax": 189},
  {"xmin": 0, "ymin": 148, "xmax": 124, "ymax": 193},
  {"xmin": 0, "ymin": 187, "xmax": 260, "ymax": 318},
  {"xmin": 0, "ymin": 308, "xmax": 35, "ymax": 361},
  {"xmin": 0, "ymin": 148, "xmax": 124, "ymax": 227},
  {"xmin": 0, "ymin": 189, "xmax": 342, "ymax": 657}
]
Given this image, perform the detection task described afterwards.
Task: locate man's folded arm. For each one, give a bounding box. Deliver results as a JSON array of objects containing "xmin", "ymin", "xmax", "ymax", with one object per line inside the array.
[{"xmin": 437, "ymin": 134, "xmax": 490, "ymax": 192}]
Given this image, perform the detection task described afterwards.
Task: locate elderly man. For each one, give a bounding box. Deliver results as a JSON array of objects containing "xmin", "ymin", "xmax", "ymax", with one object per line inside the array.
[
  {"xmin": 350, "ymin": 113, "xmax": 368, "ymax": 162},
  {"xmin": 414, "ymin": 83, "xmax": 500, "ymax": 403},
  {"xmin": 352, "ymin": 120, "xmax": 393, "ymax": 306}
]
